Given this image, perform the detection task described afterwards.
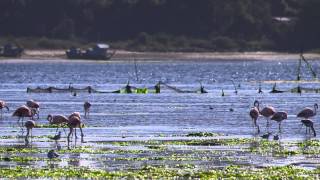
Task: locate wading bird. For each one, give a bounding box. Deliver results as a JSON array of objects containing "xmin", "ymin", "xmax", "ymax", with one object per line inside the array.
[
  {"xmin": 69, "ymin": 112, "xmax": 81, "ymax": 119},
  {"xmin": 26, "ymin": 99, "xmax": 40, "ymax": 119},
  {"xmin": 249, "ymin": 100, "xmax": 260, "ymax": 133},
  {"xmin": 301, "ymin": 119, "xmax": 316, "ymax": 137},
  {"xmin": 49, "ymin": 131, "xmax": 61, "ymax": 142},
  {"xmin": 0, "ymin": 100, "xmax": 9, "ymax": 119},
  {"xmin": 67, "ymin": 113, "xmax": 84, "ymax": 149},
  {"xmin": 47, "ymin": 149, "xmax": 59, "ymax": 159},
  {"xmin": 84, "ymin": 101, "xmax": 91, "ymax": 118},
  {"xmin": 255, "ymin": 100, "xmax": 276, "ymax": 129},
  {"xmin": 47, "ymin": 114, "xmax": 68, "ymax": 134},
  {"xmin": 297, "ymin": 103, "xmax": 318, "ymax": 120},
  {"xmin": 13, "ymin": 105, "xmax": 37, "ymax": 129},
  {"xmin": 24, "ymin": 120, "xmax": 35, "ymax": 144},
  {"xmin": 271, "ymin": 111, "xmax": 288, "ymax": 132}
]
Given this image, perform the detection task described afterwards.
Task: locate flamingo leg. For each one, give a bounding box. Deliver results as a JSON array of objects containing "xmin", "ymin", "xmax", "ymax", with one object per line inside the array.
[
  {"xmin": 75, "ymin": 128, "xmax": 77, "ymax": 140},
  {"xmin": 62, "ymin": 127, "xmax": 67, "ymax": 136},
  {"xmin": 25, "ymin": 129, "xmax": 30, "ymax": 145},
  {"xmin": 278, "ymin": 122, "xmax": 282, "ymax": 133},
  {"xmin": 67, "ymin": 128, "xmax": 73, "ymax": 149},
  {"xmin": 311, "ymin": 126, "xmax": 316, "ymax": 137},
  {"xmin": 79, "ymin": 125, "xmax": 84, "ymax": 143}
]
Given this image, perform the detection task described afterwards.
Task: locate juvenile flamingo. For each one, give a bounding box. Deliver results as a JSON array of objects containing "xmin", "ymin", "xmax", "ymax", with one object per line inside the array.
[
  {"xmin": 255, "ymin": 101, "xmax": 276, "ymax": 129},
  {"xmin": 47, "ymin": 114, "xmax": 68, "ymax": 134},
  {"xmin": 0, "ymin": 100, "xmax": 9, "ymax": 119},
  {"xmin": 12, "ymin": 105, "xmax": 37, "ymax": 128},
  {"xmin": 67, "ymin": 113, "xmax": 84, "ymax": 149},
  {"xmin": 301, "ymin": 119, "xmax": 316, "ymax": 137},
  {"xmin": 26, "ymin": 99, "xmax": 40, "ymax": 119},
  {"xmin": 84, "ymin": 101, "xmax": 91, "ymax": 118},
  {"xmin": 24, "ymin": 120, "xmax": 36, "ymax": 144},
  {"xmin": 297, "ymin": 103, "xmax": 318, "ymax": 120},
  {"xmin": 249, "ymin": 100, "xmax": 260, "ymax": 133},
  {"xmin": 271, "ymin": 111, "xmax": 288, "ymax": 132}
]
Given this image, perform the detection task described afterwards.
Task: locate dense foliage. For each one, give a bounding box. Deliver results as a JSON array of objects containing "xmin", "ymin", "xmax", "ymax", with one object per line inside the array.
[{"xmin": 0, "ymin": 0, "xmax": 319, "ymax": 51}]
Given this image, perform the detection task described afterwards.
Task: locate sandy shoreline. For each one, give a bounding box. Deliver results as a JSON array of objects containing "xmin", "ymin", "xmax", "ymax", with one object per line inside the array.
[{"xmin": 2, "ymin": 49, "xmax": 320, "ymax": 62}]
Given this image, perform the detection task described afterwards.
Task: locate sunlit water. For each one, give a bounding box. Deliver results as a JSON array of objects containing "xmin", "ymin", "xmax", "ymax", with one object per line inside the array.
[{"xmin": 0, "ymin": 58, "xmax": 320, "ymax": 171}]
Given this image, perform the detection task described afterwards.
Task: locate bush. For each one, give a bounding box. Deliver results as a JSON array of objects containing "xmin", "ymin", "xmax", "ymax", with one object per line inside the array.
[{"xmin": 211, "ymin": 36, "xmax": 238, "ymax": 51}]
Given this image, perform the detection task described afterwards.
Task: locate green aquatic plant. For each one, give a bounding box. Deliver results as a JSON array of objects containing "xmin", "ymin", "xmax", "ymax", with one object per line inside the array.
[
  {"xmin": 297, "ymin": 140, "xmax": 320, "ymax": 148},
  {"xmin": 35, "ymin": 124, "xmax": 86, "ymax": 128},
  {"xmin": 0, "ymin": 165, "xmax": 318, "ymax": 179},
  {"xmin": 35, "ymin": 124, "xmax": 68, "ymax": 128},
  {"xmin": 0, "ymin": 156, "xmax": 61, "ymax": 162},
  {"xmin": 186, "ymin": 132, "xmax": 220, "ymax": 137}
]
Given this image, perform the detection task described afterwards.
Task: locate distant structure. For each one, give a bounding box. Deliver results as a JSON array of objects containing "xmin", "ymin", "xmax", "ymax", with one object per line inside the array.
[
  {"xmin": 66, "ymin": 43, "xmax": 116, "ymax": 60},
  {"xmin": 0, "ymin": 43, "xmax": 24, "ymax": 57}
]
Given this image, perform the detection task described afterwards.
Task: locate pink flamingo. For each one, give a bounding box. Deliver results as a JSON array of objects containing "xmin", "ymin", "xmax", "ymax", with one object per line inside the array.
[
  {"xmin": 84, "ymin": 101, "xmax": 91, "ymax": 118},
  {"xmin": 0, "ymin": 100, "xmax": 9, "ymax": 119},
  {"xmin": 301, "ymin": 119, "xmax": 316, "ymax": 137},
  {"xmin": 67, "ymin": 112, "xmax": 84, "ymax": 149},
  {"xmin": 24, "ymin": 120, "xmax": 36, "ymax": 144},
  {"xmin": 249, "ymin": 100, "xmax": 260, "ymax": 133},
  {"xmin": 47, "ymin": 114, "xmax": 68, "ymax": 134},
  {"xmin": 12, "ymin": 105, "xmax": 37, "ymax": 129},
  {"xmin": 297, "ymin": 103, "xmax": 318, "ymax": 120},
  {"xmin": 26, "ymin": 99, "xmax": 40, "ymax": 119},
  {"xmin": 255, "ymin": 100, "xmax": 276, "ymax": 129},
  {"xmin": 271, "ymin": 111, "xmax": 288, "ymax": 131}
]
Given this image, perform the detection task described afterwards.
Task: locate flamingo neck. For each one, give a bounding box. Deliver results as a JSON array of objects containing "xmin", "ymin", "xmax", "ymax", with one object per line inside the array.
[
  {"xmin": 48, "ymin": 115, "xmax": 53, "ymax": 123},
  {"xmin": 314, "ymin": 106, "xmax": 317, "ymax": 116},
  {"xmin": 256, "ymin": 102, "xmax": 260, "ymax": 112}
]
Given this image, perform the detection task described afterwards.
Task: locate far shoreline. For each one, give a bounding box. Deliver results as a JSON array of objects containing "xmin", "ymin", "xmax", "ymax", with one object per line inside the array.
[{"xmin": 1, "ymin": 49, "xmax": 320, "ymax": 62}]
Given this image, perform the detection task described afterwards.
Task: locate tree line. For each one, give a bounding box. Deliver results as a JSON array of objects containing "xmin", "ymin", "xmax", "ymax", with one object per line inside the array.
[{"xmin": 0, "ymin": 0, "xmax": 319, "ymax": 52}]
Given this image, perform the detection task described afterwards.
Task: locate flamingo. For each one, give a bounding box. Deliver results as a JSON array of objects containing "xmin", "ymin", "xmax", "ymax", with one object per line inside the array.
[
  {"xmin": 47, "ymin": 114, "xmax": 68, "ymax": 134},
  {"xmin": 249, "ymin": 100, "xmax": 260, "ymax": 133},
  {"xmin": 255, "ymin": 100, "xmax": 276, "ymax": 129},
  {"xmin": 26, "ymin": 99, "xmax": 40, "ymax": 119},
  {"xmin": 84, "ymin": 101, "xmax": 91, "ymax": 118},
  {"xmin": 67, "ymin": 113, "xmax": 84, "ymax": 149},
  {"xmin": 297, "ymin": 103, "xmax": 318, "ymax": 120},
  {"xmin": 0, "ymin": 100, "xmax": 9, "ymax": 119},
  {"xmin": 24, "ymin": 120, "xmax": 36, "ymax": 144},
  {"xmin": 271, "ymin": 111, "xmax": 288, "ymax": 132},
  {"xmin": 69, "ymin": 112, "xmax": 81, "ymax": 119},
  {"xmin": 12, "ymin": 105, "xmax": 37, "ymax": 129},
  {"xmin": 301, "ymin": 119, "xmax": 316, "ymax": 137}
]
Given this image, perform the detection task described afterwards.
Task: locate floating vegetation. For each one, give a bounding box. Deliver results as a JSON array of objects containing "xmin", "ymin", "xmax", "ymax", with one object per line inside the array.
[
  {"xmin": 0, "ymin": 156, "xmax": 61, "ymax": 163},
  {"xmin": 35, "ymin": 124, "xmax": 85, "ymax": 128},
  {"xmin": 34, "ymin": 124, "xmax": 68, "ymax": 128},
  {"xmin": 0, "ymin": 165, "xmax": 319, "ymax": 179},
  {"xmin": 186, "ymin": 132, "xmax": 220, "ymax": 137}
]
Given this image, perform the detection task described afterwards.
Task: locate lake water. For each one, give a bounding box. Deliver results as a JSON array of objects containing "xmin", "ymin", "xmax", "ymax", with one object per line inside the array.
[{"xmin": 0, "ymin": 58, "xmax": 320, "ymax": 171}]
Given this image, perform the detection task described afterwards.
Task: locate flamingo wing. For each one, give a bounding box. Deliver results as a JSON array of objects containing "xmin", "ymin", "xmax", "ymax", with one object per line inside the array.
[
  {"xmin": 297, "ymin": 108, "xmax": 314, "ymax": 118},
  {"xmin": 260, "ymin": 106, "xmax": 276, "ymax": 117}
]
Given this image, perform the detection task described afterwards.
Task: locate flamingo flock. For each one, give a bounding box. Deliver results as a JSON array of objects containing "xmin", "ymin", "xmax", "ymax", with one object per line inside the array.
[
  {"xmin": 0, "ymin": 99, "xmax": 90, "ymax": 149},
  {"xmin": 0, "ymin": 97, "xmax": 317, "ymax": 150},
  {"xmin": 250, "ymin": 100, "xmax": 318, "ymax": 137}
]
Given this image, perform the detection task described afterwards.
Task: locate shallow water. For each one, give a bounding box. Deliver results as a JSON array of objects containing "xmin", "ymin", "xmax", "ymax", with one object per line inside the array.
[{"xmin": 0, "ymin": 58, "xmax": 320, "ymax": 172}]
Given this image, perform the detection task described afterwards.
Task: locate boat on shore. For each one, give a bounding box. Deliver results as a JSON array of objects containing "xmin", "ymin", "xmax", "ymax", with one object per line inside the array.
[
  {"xmin": 0, "ymin": 43, "xmax": 24, "ymax": 57},
  {"xmin": 66, "ymin": 43, "xmax": 116, "ymax": 60}
]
